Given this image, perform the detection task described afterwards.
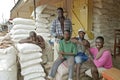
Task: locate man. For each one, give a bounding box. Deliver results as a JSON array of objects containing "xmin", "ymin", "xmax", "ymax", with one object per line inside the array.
[
  {"xmin": 50, "ymin": 7, "xmax": 72, "ymax": 61},
  {"xmin": 71, "ymin": 28, "xmax": 100, "ymax": 80},
  {"xmin": 51, "ymin": 7, "xmax": 72, "ymax": 39},
  {"xmin": 19, "ymin": 31, "xmax": 45, "ymax": 50},
  {"xmin": 47, "ymin": 30, "xmax": 77, "ymax": 80},
  {"xmin": 85, "ymin": 36, "xmax": 112, "ymax": 78}
]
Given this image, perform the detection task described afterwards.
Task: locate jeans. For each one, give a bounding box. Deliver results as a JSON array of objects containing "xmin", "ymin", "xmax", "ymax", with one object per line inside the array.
[{"xmin": 49, "ymin": 56, "xmax": 74, "ymax": 79}]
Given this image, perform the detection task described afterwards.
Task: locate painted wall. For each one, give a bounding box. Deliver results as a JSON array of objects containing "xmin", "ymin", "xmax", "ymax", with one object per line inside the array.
[{"xmin": 92, "ymin": 0, "xmax": 120, "ymax": 53}]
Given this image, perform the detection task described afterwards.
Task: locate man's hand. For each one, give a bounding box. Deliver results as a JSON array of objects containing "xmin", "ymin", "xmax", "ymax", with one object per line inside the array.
[
  {"xmin": 70, "ymin": 39, "xmax": 78, "ymax": 43},
  {"xmin": 57, "ymin": 36, "xmax": 63, "ymax": 39},
  {"xmin": 59, "ymin": 51, "xmax": 64, "ymax": 59}
]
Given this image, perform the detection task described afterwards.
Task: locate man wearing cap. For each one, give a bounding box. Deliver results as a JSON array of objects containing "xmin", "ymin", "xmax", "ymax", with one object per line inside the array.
[{"xmin": 71, "ymin": 28, "xmax": 99, "ymax": 80}]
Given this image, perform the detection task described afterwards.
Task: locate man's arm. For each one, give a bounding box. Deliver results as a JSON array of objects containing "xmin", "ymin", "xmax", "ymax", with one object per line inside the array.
[
  {"xmin": 19, "ymin": 38, "xmax": 32, "ymax": 43},
  {"xmin": 93, "ymin": 51, "xmax": 111, "ymax": 67},
  {"xmin": 37, "ymin": 35, "xmax": 45, "ymax": 49},
  {"xmin": 69, "ymin": 19, "xmax": 72, "ymax": 35},
  {"xmin": 50, "ymin": 20, "xmax": 56, "ymax": 37},
  {"xmin": 95, "ymin": 48, "xmax": 109, "ymax": 60}
]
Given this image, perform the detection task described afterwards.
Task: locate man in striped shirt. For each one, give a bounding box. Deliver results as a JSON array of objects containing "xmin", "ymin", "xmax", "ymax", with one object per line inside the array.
[
  {"xmin": 50, "ymin": 7, "xmax": 72, "ymax": 39},
  {"xmin": 50, "ymin": 7, "xmax": 72, "ymax": 61}
]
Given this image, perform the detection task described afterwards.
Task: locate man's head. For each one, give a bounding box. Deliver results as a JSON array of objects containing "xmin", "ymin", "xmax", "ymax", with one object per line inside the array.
[
  {"xmin": 57, "ymin": 7, "xmax": 64, "ymax": 18},
  {"xmin": 64, "ymin": 30, "xmax": 71, "ymax": 41},
  {"xmin": 78, "ymin": 28, "xmax": 85, "ymax": 40},
  {"xmin": 83, "ymin": 39, "xmax": 90, "ymax": 48},
  {"xmin": 29, "ymin": 31, "xmax": 37, "ymax": 41},
  {"xmin": 95, "ymin": 36, "xmax": 104, "ymax": 50}
]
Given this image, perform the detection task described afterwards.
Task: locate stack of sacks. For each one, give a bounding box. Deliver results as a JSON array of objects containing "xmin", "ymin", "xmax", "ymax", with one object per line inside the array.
[
  {"xmin": 0, "ymin": 46, "xmax": 17, "ymax": 80},
  {"xmin": 10, "ymin": 18, "xmax": 36, "ymax": 43},
  {"xmin": 16, "ymin": 43, "xmax": 46, "ymax": 80},
  {"xmin": 31, "ymin": 5, "xmax": 57, "ymax": 41}
]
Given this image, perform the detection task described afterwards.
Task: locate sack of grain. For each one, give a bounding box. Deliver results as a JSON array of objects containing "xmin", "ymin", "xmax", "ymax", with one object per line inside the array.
[
  {"xmin": 36, "ymin": 18, "xmax": 49, "ymax": 24},
  {"xmin": 35, "ymin": 5, "xmax": 47, "ymax": 14},
  {"xmin": 20, "ymin": 58, "xmax": 42, "ymax": 68},
  {"xmin": 42, "ymin": 9, "xmax": 56, "ymax": 15},
  {"xmin": 11, "ymin": 29, "xmax": 35, "ymax": 35},
  {"xmin": 37, "ymin": 33, "xmax": 50, "ymax": 37},
  {"xmin": 0, "ymin": 49, "xmax": 6, "ymax": 55},
  {"xmin": 24, "ymin": 72, "xmax": 46, "ymax": 80},
  {"xmin": 11, "ymin": 34, "xmax": 29, "ymax": 40},
  {"xmin": 18, "ymin": 52, "xmax": 42, "ymax": 62},
  {"xmin": 30, "ymin": 77, "xmax": 45, "ymax": 80},
  {"xmin": 13, "ymin": 18, "xmax": 35, "ymax": 25},
  {"xmin": 0, "ymin": 53, "xmax": 16, "ymax": 70},
  {"xmin": 21, "ymin": 64, "xmax": 44, "ymax": 75},
  {"xmin": 0, "ymin": 64, "xmax": 17, "ymax": 80},
  {"xmin": 5, "ymin": 46, "xmax": 17, "ymax": 55},
  {"xmin": 35, "ymin": 23, "xmax": 49, "ymax": 29},
  {"xmin": 37, "ymin": 14, "xmax": 51, "ymax": 18},
  {"xmin": 36, "ymin": 28, "xmax": 49, "ymax": 33},
  {"xmin": 16, "ymin": 43, "xmax": 42, "ymax": 54},
  {"xmin": 12, "ymin": 24, "xmax": 36, "ymax": 30}
]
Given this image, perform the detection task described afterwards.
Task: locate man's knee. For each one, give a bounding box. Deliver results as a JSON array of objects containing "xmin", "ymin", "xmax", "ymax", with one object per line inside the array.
[
  {"xmin": 68, "ymin": 56, "xmax": 74, "ymax": 65},
  {"xmin": 91, "ymin": 66, "xmax": 98, "ymax": 73}
]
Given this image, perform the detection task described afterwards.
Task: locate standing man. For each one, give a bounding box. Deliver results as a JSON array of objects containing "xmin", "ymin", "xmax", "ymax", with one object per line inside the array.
[
  {"xmin": 50, "ymin": 7, "xmax": 72, "ymax": 61},
  {"xmin": 47, "ymin": 30, "xmax": 77, "ymax": 80}
]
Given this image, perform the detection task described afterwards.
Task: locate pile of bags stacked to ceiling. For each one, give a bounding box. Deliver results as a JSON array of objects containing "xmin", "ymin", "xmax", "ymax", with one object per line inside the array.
[
  {"xmin": 16, "ymin": 43, "xmax": 46, "ymax": 80},
  {"xmin": 31, "ymin": 5, "xmax": 57, "ymax": 41},
  {"xmin": 0, "ymin": 46, "xmax": 17, "ymax": 80},
  {"xmin": 9, "ymin": 18, "xmax": 36, "ymax": 43}
]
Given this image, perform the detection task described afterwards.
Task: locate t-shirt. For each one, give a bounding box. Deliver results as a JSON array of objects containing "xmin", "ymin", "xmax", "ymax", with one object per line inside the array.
[
  {"xmin": 59, "ymin": 39, "xmax": 77, "ymax": 58},
  {"xmin": 90, "ymin": 47, "xmax": 112, "ymax": 69}
]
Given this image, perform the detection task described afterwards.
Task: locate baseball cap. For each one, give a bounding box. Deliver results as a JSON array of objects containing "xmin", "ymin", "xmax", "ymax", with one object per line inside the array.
[{"xmin": 78, "ymin": 28, "xmax": 86, "ymax": 33}]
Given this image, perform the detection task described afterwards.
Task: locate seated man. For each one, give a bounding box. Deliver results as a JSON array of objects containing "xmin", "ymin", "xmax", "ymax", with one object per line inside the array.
[
  {"xmin": 71, "ymin": 29, "xmax": 99, "ymax": 80},
  {"xmin": 85, "ymin": 36, "xmax": 113, "ymax": 78},
  {"xmin": 47, "ymin": 30, "xmax": 77, "ymax": 80},
  {"xmin": 19, "ymin": 31, "xmax": 45, "ymax": 50}
]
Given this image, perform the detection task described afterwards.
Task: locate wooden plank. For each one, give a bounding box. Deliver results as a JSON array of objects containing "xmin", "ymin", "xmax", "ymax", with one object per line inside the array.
[{"xmin": 102, "ymin": 68, "xmax": 120, "ymax": 80}]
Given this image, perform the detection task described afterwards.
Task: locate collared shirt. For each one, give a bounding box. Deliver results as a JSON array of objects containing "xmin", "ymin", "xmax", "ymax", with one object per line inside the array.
[
  {"xmin": 59, "ymin": 39, "xmax": 77, "ymax": 58},
  {"xmin": 50, "ymin": 18, "xmax": 72, "ymax": 37},
  {"xmin": 90, "ymin": 47, "xmax": 112, "ymax": 69}
]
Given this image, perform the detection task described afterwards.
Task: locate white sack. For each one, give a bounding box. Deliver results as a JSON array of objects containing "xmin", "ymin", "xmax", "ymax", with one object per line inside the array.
[
  {"xmin": 18, "ymin": 52, "xmax": 42, "ymax": 62},
  {"xmin": 36, "ymin": 18, "xmax": 49, "ymax": 24},
  {"xmin": 0, "ymin": 54, "xmax": 16, "ymax": 70},
  {"xmin": 35, "ymin": 23, "xmax": 49, "ymax": 29},
  {"xmin": 16, "ymin": 43, "xmax": 42, "ymax": 54},
  {"xmin": 36, "ymin": 28, "xmax": 49, "ymax": 33},
  {"xmin": 11, "ymin": 34, "xmax": 29, "ymax": 40},
  {"xmin": 37, "ymin": 33, "xmax": 50, "ymax": 37},
  {"xmin": 21, "ymin": 64, "xmax": 44, "ymax": 75},
  {"xmin": 0, "ymin": 64, "xmax": 17, "ymax": 80},
  {"xmin": 37, "ymin": 14, "xmax": 50, "ymax": 18},
  {"xmin": 20, "ymin": 58, "xmax": 42, "ymax": 68},
  {"xmin": 13, "ymin": 18, "xmax": 35, "ymax": 25},
  {"xmin": 30, "ymin": 77, "xmax": 45, "ymax": 80},
  {"xmin": 24, "ymin": 72, "xmax": 46, "ymax": 80},
  {"xmin": 11, "ymin": 29, "xmax": 35, "ymax": 35},
  {"xmin": 12, "ymin": 24, "xmax": 36, "ymax": 30}
]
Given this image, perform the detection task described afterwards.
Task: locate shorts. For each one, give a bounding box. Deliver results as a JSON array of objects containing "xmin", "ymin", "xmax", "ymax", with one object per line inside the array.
[{"xmin": 75, "ymin": 52, "xmax": 88, "ymax": 64}]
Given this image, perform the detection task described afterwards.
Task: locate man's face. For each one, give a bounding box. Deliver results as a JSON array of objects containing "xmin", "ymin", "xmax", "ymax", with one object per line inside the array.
[
  {"xmin": 29, "ymin": 32, "xmax": 36, "ymax": 41},
  {"xmin": 78, "ymin": 31, "xmax": 85, "ymax": 39},
  {"xmin": 64, "ymin": 31, "xmax": 70, "ymax": 40},
  {"xmin": 95, "ymin": 39, "xmax": 104, "ymax": 50},
  {"xmin": 57, "ymin": 9, "xmax": 63, "ymax": 18}
]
